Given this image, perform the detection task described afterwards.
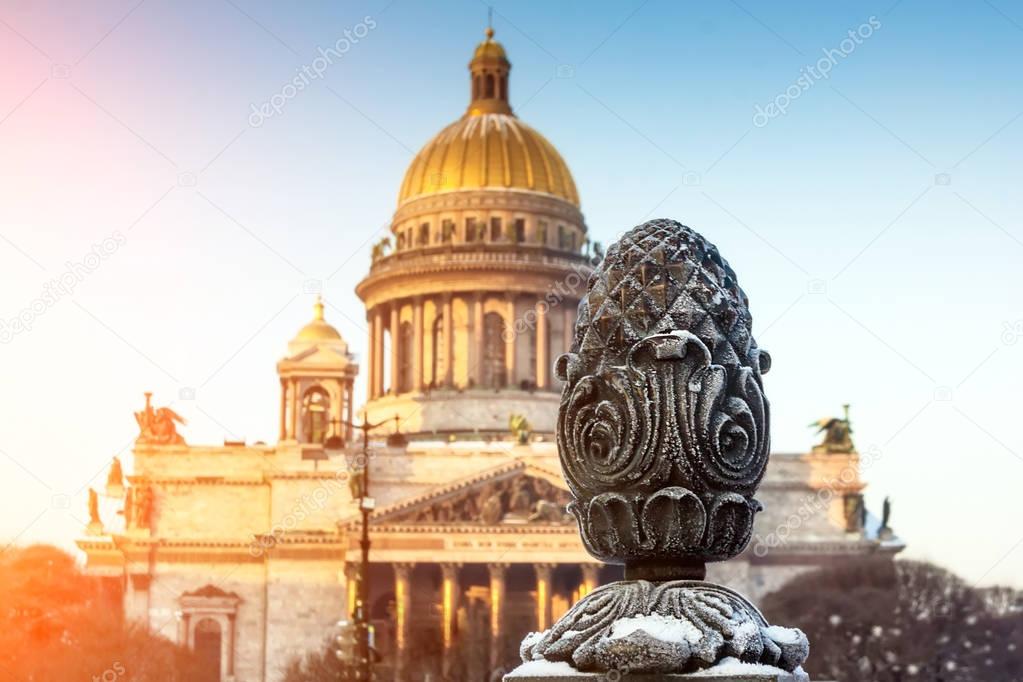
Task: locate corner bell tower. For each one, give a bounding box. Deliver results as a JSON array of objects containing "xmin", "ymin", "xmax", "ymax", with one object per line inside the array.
[{"xmin": 277, "ymin": 298, "xmax": 359, "ymax": 444}]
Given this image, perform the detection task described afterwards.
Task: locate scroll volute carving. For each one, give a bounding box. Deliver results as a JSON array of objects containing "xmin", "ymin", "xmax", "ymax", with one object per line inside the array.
[{"xmin": 554, "ymin": 219, "xmax": 772, "ymax": 575}]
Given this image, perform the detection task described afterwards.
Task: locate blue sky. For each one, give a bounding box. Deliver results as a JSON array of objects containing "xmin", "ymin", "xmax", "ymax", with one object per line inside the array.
[{"xmin": 0, "ymin": 0, "xmax": 1021, "ymax": 587}]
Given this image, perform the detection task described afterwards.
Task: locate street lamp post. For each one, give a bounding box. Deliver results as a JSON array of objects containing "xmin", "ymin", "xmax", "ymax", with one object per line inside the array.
[{"xmin": 328, "ymin": 415, "xmax": 399, "ymax": 682}]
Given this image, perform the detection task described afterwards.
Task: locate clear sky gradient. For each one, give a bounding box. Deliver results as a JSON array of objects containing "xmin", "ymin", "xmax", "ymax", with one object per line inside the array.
[{"xmin": 1, "ymin": 0, "xmax": 1020, "ymax": 587}]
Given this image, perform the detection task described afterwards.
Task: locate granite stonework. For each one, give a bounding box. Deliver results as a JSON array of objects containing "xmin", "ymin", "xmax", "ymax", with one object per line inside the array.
[{"xmin": 511, "ymin": 220, "xmax": 811, "ymax": 678}]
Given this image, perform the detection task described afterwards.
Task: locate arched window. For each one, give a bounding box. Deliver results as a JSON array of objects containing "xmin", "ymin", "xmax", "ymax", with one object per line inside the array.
[
  {"xmin": 301, "ymin": 386, "xmax": 331, "ymax": 444},
  {"xmin": 194, "ymin": 618, "xmax": 222, "ymax": 682},
  {"xmin": 484, "ymin": 73, "xmax": 495, "ymax": 98},
  {"xmin": 499, "ymin": 74, "xmax": 507, "ymax": 100},
  {"xmin": 483, "ymin": 312, "xmax": 507, "ymax": 388},
  {"xmin": 398, "ymin": 321, "xmax": 414, "ymax": 393},
  {"xmin": 432, "ymin": 315, "xmax": 446, "ymax": 387}
]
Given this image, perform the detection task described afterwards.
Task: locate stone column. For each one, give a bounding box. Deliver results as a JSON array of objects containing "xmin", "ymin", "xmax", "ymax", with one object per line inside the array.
[
  {"xmin": 367, "ymin": 309, "xmax": 377, "ymax": 399},
  {"xmin": 474, "ymin": 293, "xmax": 485, "ymax": 385},
  {"xmin": 563, "ymin": 301, "xmax": 574, "ymax": 354},
  {"xmin": 345, "ymin": 563, "xmax": 359, "ymax": 620},
  {"xmin": 580, "ymin": 564, "xmax": 599, "ymax": 598},
  {"xmin": 535, "ymin": 300, "xmax": 548, "ymax": 389},
  {"xmin": 289, "ymin": 378, "xmax": 299, "ymax": 441},
  {"xmin": 345, "ymin": 380, "xmax": 354, "ymax": 440},
  {"xmin": 442, "ymin": 294, "xmax": 454, "ymax": 387},
  {"xmin": 226, "ymin": 613, "xmax": 236, "ymax": 676},
  {"xmin": 373, "ymin": 308, "xmax": 385, "ymax": 398},
  {"xmin": 412, "ymin": 296, "xmax": 424, "ymax": 392},
  {"xmin": 534, "ymin": 563, "xmax": 555, "ymax": 631},
  {"xmin": 488, "ymin": 563, "xmax": 509, "ymax": 670},
  {"xmin": 278, "ymin": 377, "xmax": 287, "ymax": 440},
  {"xmin": 390, "ymin": 303, "xmax": 400, "ymax": 394},
  {"xmin": 178, "ymin": 612, "xmax": 190, "ymax": 647},
  {"xmin": 394, "ymin": 562, "xmax": 414, "ymax": 681},
  {"xmin": 505, "ymin": 293, "xmax": 517, "ymax": 388},
  {"xmin": 441, "ymin": 563, "xmax": 461, "ymax": 679}
]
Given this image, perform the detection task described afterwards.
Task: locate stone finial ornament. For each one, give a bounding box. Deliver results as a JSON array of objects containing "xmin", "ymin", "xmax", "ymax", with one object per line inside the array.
[{"xmin": 519, "ymin": 219, "xmax": 809, "ymax": 676}]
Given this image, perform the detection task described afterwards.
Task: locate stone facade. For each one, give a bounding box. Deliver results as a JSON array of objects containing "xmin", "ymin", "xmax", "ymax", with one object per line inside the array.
[{"xmin": 77, "ymin": 431, "xmax": 897, "ymax": 680}]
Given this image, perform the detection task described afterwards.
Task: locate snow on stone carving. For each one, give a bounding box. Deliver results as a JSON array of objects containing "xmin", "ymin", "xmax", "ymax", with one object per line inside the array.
[{"xmin": 515, "ymin": 219, "xmax": 809, "ymax": 676}]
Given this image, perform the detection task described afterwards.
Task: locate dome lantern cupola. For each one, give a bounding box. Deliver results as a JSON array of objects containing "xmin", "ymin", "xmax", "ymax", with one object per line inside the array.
[{"xmin": 468, "ymin": 26, "xmax": 511, "ymax": 116}]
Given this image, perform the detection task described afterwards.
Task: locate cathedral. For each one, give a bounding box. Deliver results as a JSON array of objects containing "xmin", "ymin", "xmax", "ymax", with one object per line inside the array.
[{"xmin": 77, "ymin": 27, "xmax": 900, "ymax": 682}]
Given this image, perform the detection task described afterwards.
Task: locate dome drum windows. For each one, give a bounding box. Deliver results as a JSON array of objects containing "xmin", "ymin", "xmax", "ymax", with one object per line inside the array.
[
  {"xmin": 397, "ymin": 321, "xmax": 414, "ymax": 393},
  {"xmin": 482, "ymin": 311, "xmax": 508, "ymax": 388},
  {"xmin": 441, "ymin": 219, "xmax": 456, "ymax": 243}
]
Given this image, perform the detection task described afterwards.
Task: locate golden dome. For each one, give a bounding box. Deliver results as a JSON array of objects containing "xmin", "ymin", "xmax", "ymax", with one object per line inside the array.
[
  {"xmin": 474, "ymin": 27, "xmax": 506, "ymax": 59},
  {"xmin": 295, "ymin": 298, "xmax": 343, "ymax": 342},
  {"xmin": 398, "ymin": 114, "xmax": 579, "ymax": 206},
  {"xmin": 396, "ymin": 27, "xmax": 579, "ymax": 207}
]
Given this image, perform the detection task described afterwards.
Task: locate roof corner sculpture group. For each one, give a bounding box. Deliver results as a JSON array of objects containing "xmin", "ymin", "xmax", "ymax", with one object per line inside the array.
[{"xmin": 519, "ymin": 219, "xmax": 810, "ymax": 674}]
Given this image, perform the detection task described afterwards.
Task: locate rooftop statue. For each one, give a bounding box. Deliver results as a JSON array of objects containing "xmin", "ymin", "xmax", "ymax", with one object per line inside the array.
[
  {"xmin": 809, "ymin": 404, "xmax": 855, "ymax": 454},
  {"xmin": 88, "ymin": 488, "xmax": 100, "ymax": 525},
  {"xmin": 515, "ymin": 219, "xmax": 809, "ymax": 676},
  {"xmin": 134, "ymin": 392, "xmax": 186, "ymax": 445},
  {"xmin": 106, "ymin": 457, "xmax": 124, "ymax": 488}
]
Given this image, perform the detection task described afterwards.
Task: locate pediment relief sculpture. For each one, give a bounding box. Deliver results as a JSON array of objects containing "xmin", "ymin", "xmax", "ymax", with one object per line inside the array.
[{"xmin": 391, "ymin": 473, "xmax": 573, "ymax": 525}]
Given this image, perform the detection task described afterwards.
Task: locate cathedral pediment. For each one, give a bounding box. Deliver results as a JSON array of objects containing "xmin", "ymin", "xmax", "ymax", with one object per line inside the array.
[{"xmin": 371, "ymin": 460, "xmax": 575, "ymax": 527}]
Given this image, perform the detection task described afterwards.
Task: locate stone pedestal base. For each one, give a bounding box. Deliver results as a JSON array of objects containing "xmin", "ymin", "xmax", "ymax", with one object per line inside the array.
[
  {"xmin": 505, "ymin": 660, "xmax": 809, "ymax": 681},
  {"xmin": 518, "ymin": 581, "xmax": 808, "ymax": 676}
]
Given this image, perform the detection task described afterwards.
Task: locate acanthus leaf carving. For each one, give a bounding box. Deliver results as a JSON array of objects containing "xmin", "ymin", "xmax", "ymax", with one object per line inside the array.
[{"xmin": 518, "ymin": 219, "xmax": 808, "ymax": 676}]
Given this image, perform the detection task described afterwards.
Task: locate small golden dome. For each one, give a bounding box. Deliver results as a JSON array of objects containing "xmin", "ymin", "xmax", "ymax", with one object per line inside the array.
[
  {"xmin": 295, "ymin": 297, "xmax": 343, "ymax": 342},
  {"xmin": 398, "ymin": 114, "xmax": 579, "ymax": 206},
  {"xmin": 473, "ymin": 29, "xmax": 506, "ymax": 60}
]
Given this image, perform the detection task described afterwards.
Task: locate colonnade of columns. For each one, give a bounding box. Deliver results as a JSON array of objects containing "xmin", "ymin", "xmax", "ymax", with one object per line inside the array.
[
  {"xmin": 387, "ymin": 561, "xmax": 601, "ymax": 679},
  {"xmin": 366, "ymin": 293, "xmax": 577, "ymax": 400}
]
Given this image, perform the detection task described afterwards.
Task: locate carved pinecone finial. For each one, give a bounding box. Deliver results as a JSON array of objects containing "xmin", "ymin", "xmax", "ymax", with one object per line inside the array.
[
  {"xmin": 554, "ymin": 219, "xmax": 772, "ymax": 575},
  {"xmin": 573, "ymin": 218, "xmax": 763, "ymax": 370},
  {"xmin": 520, "ymin": 219, "xmax": 809, "ymax": 677}
]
